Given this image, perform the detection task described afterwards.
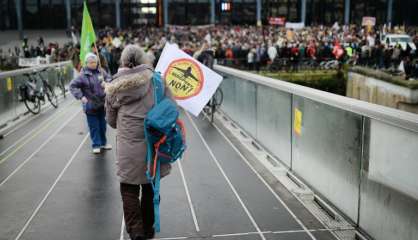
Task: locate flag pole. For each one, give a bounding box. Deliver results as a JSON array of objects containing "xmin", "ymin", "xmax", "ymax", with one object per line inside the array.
[
  {"xmin": 80, "ymin": 1, "xmax": 105, "ymax": 80},
  {"xmin": 93, "ymin": 41, "xmax": 106, "ymax": 82}
]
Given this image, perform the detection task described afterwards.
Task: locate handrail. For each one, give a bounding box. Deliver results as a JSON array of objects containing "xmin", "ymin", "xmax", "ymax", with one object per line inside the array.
[
  {"xmin": 0, "ymin": 61, "xmax": 73, "ymax": 132},
  {"xmin": 214, "ymin": 65, "xmax": 418, "ymax": 133},
  {"xmin": 0, "ymin": 61, "xmax": 72, "ymax": 79}
]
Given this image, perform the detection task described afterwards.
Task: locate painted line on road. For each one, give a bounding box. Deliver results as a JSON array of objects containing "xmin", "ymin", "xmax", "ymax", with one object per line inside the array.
[
  {"xmin": 185, "ymin": 112, "xmax": 266, "ymax": 240},
  {"xmin": 120, "ymin": 215, "xmax": 125, "ymax": 240},
  {"xmin": 212, "ymin": 231, "xmax": 268, "ymax": 237},
  {"xmin": 204, "ymin": 113, "xmax": 318, "ymax": 240},
  {"xmin": 14, "ymin": 133, "xmax": 89, "ymax": 240},
  {"xmin": 154, "ymin": 226, "xmax": 351, "ymax": 239},
  {"xmin": 158, "ymin": 237, "xmax": 189, "ymax": 240},
  {"xmin": 0, "ymin": 98, "xmax": 74, "ymax": 158},
  {"xmin": 2, "ymin": 93, "xmax": 69, "ymax": 138},
  {"xmin": 0, "ymin": 99, "xmax": 76, "ymax": 165},
  {"xmin": 0, "ymin": 108, "xmax": 81, "ymax": 188},
  {"xmin": 177, "ymin": 160, "xmax": 200, "ymax": 232}
]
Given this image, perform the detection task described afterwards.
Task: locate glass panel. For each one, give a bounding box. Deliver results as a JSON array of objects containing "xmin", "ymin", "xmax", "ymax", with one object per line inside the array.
[
  {"xmin": 169, "ymin": 2, "xmax": 210, "ymax": 25},
  {"xmin": 256, "ymin": 85, "xmax": 292, "ymax": 166},
  {"xmin": 360, "ymin": 171, "xmax": 418, "ymax": 240},
  {"xmin": 308, "ymin": 0, "xmax": 344, "ymax": 25},
  {"xmin": 291, "ymin": 95, "xmax": 362, "ymax": 222},
  {"xmin": 351, "ymin": 0, "xmax": 387, "ymax": 25},
  {"xmin": 0, "ymin": 63, "xmax": 73, "ymax": 128}
]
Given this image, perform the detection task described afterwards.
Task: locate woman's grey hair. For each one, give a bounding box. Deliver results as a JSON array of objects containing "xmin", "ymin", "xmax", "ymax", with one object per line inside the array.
[{"xmin": 120, "ymin": 44, "xmax": 149, "ymax": 68}]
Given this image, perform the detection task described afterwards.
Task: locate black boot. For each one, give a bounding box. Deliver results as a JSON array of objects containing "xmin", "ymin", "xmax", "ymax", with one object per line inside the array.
[
  {"xmin": 141, "ymin": 184, "xmax": 156, "ymax": 239},
  {"xmin": 144, "ymin": 229, "xmax": 155, "ymax": 239}
]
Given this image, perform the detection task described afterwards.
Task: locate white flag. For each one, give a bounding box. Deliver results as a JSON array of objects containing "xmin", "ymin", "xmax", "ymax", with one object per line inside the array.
[{"xmin": 155, "ymin": 43, "xmax": 223, "ymax": 117}]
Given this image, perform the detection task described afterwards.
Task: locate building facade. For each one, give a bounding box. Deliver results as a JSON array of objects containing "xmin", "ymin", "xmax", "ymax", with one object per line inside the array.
[{"xmin": 1, "ymin": 0, "xmax": 418, "ymax": 32}]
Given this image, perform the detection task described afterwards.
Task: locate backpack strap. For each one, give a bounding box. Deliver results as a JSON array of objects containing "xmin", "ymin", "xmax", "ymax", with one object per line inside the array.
[
  {"xmin": 144, "ymin": 71, "xmax": 166, "ymax": 233},
  {"xmin": 151, "ymin": 71, "xmax": 165, "ymax": 105},
  {"xmin": 143, "ymin": 124, "xmax": 162, "ymax": 232},
  {"xmin": 153, "ymin": 160, "xmax": 161, "ymax": 232}
]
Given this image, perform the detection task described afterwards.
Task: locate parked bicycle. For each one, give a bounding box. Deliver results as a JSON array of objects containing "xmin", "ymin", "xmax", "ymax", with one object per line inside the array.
[
  {"xmin": 55, "ymin": 66, "xmax": 67, "ymax": 98},
  {"xmin": 19, "ymin": 68, "xmax": 58, "ymax": 114},
  {"xmin": 203, "ymin": 87, "xmax": 223, "ymax": 123}
]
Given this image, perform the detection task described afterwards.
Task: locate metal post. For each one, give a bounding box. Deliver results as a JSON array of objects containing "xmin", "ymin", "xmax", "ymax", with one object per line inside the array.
[
  {"xmin": 115, "ymin": 0, "xmax": 121, "ymax": 29},
  {"xmin": 344, "ymin": 0, "xmax": 350, "ymax": 25},
  {"xmin": 301, "ymin": 0, "xmax": 306, "ymax": 25},
  {"xmin": 15, "ymin": 0, "xmax": 23, "ymax": 40},
  {"xmin": 164, "ymin": 0, "xmax": 169, "ymax": 28},
  {"xmin": 387, "ymin": 0, "xmax": 393, "ymax": 27},
  {"xmin": 256, "ymin": 0, "xmax": 262, "ymax": 26},
  {"xmin": 210, "ymin": 0, "xmax": 215, "ymax": 24},
  {"xmin": 65, "ymin": 0, "xmax": 71, "ymax": 30}
]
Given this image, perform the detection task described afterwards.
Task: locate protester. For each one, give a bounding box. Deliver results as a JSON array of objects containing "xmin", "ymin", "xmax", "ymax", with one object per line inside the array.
[
  {"xmin": 69, "ymin": 52, "xmax": 112, "ymax": 154},
  {"xmin": 104, "ymin": 45, "xmax": 172, "ymax": 240},
  {"xmin": 2, "ymin": 24, "xmax": 418, "ymax": 79}
]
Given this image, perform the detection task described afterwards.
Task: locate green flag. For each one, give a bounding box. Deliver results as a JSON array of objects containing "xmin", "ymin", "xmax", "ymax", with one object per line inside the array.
[{"xmin": 79, "ymin": 1, "xmax": 96, "ymax": 64}]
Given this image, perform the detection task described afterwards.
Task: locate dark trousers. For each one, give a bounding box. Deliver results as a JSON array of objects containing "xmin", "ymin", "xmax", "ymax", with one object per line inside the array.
[
  {"xmin": 86, "ymin": 111, "xmax": 107, "ymax": 148},
  {"xmin": 120, "ymin": 183, "xmax": 155, "ymax": 240}
]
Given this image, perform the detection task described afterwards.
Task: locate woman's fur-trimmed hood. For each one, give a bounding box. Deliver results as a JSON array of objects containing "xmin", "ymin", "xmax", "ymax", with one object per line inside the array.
[{"xmin": 104, "ymin": 65, "xmax": 153, "ymax": 105}]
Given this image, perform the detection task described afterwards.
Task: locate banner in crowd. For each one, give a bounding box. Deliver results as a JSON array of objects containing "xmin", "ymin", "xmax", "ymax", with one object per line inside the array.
[
  {"xmin": 79, "ymin": 1, "xmax": 97, "ymax": 64},
  {"xmin": 18, "ymin": 57, "xmax": 50, "ymax": 67},
  {"xmin": 269, "ymin": 17, "xmax": 286, "ymax": 26},
  {"xmin": 362, "ymin": 17, "xmax": 376, "ymax": 26},
  {"xmin": 155, "ymin": 43, "xmax": 223, "ymax": 116},
  {"xmin": 285, "ymin": 22, "xmax": 305, "ymax": 30}
]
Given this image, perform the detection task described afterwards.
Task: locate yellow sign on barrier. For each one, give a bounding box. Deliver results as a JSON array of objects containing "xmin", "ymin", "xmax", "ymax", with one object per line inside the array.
[
  {"xmin": 6, "ymin": 77, "xmax": 13, "ymax": 92},
  {"xmin": 294, "ymin": 108, "xmax": 302, "ymax": 136}
]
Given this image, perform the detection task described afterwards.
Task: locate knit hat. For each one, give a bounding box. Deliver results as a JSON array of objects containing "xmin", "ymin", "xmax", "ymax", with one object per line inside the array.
[{"xmin": 84, "ymin": 52, "xmax": 98, "ymax": 64}]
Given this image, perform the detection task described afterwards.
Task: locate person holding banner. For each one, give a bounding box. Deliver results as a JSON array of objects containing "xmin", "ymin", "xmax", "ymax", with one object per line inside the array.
[
  {"xmin": 70, "ymin": 53, "xmax": 112, "ymax": 154},
  {"xmin": 104, "ymin": 45, "xmax": 172, "ymax": 240}
]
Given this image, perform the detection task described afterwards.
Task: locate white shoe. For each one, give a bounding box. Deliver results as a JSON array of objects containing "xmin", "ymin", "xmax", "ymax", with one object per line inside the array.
[
  {"xmin": 101, "ymin": 144, "xmax": 112, "ymax": 150},
  {"xmin": 93, "ymin": 148, "xmax": 101, "ymax": 154}
]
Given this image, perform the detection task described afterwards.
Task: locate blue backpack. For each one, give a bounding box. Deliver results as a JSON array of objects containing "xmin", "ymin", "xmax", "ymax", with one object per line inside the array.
[{"xmin": 144, "ymin": 71, "xmax": 186, "ymax": 232}]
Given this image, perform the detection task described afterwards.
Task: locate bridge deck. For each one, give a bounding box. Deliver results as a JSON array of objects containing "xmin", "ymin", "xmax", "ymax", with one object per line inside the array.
[{"xmin": 0, "ymin": 96, "xmax": 338, "ymax": 240}]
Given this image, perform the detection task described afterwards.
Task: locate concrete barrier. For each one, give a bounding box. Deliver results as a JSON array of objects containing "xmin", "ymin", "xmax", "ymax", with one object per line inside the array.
[
  {"xmin": 347, "ymin": 69, "xmax": 418, "ymax": 114},
  {"xmin": 215, "ymin": 65, "xmax": 418, "ymax": 240}
]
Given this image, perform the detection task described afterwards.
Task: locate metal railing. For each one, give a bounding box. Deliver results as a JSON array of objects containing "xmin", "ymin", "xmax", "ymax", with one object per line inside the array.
[
  {"xmin": 0, "ymin": 61, "xmax": 73, "ymax": 131},
  {"xmin": 215, "ymin": 64, "xmax": 418, "ymax": 240}
]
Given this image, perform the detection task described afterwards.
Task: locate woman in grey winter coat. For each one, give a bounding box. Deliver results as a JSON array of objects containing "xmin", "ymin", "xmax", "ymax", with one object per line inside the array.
[{"xmin": 104, "ymin": 45, "xmax": 171, "ymax": 240}]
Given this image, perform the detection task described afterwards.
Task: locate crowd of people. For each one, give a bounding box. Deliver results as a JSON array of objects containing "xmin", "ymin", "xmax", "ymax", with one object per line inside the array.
[
  {"xmin": 2, "ymin": 24, "xmax": 418, "ymax": 79},
  {"xmin": 0, "ymin": 35, "xmax": 78, "ymax": 71}
]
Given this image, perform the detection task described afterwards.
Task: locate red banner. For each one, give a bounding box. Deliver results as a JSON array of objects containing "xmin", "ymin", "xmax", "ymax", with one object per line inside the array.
[{"xmin": 269, "ymin": 17, "xmax": 286, "ymax": 26}]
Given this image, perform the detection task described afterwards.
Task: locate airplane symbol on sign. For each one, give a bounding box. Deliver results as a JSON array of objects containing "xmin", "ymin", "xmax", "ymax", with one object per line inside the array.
[{"xmin": 173, "ymin": 66, "xmax": 200, "ymax": 82}]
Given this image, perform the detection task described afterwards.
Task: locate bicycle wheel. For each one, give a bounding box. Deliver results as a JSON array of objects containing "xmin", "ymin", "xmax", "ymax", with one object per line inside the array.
[
  {"xmin": 60, "ymin": 76, "xmax": 66, "ymax": 98},
  {"xmin": 212, "ymin": 88, "xmax": 223, "ymax": 107},
  {"xmin": 45, "ymin": 83, "xmax": 58, "ymax": 108},
  {"xmin": 24, "ymin": 97, "xmax": 41, "ymax": 114}
]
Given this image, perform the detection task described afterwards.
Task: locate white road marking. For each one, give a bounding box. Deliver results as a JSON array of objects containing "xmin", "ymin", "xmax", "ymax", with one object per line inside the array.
[
  {"xmin": 177, "ymin": 160, "xmax": 200, "ymax": 232},
  {"xmin": 186, "ymin": 112, "xmax": 266, "ymax": 240},
  {"xmin": 205, "ymin": 113, "xmax": 318, "ymax": 240},
  {"xmin": 14, "ymin": 134, "xmax": 90, "ymax": 240},
  {"xmin": 0, "ymin": 99, "xmax": 75, "ymax": 160},
  {"xmin": 120, "ymin": 215, "xmax": 125, "ymax": 240},
  {"xmin": 0, "ymin": 108, "xmax": 81, "ymax": 188}
]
